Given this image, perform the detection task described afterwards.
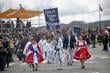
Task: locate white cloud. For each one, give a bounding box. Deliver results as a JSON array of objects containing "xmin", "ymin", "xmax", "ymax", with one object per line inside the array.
[
  {"xmin": 59, "ymin": 12, "xmax": 99, "ymax": 24},
  {"xmin": 53, "ymin": 0, "xmax": 110, "ymax": 23}
]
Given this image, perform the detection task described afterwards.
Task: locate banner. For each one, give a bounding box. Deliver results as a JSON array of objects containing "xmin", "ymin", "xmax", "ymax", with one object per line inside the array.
[
  {"xmin": 44, "ymin": 8, "xmax": 60, "ymax": 30},
  {"xmin": 74, "ymin": 26, "xmax": 81, "ymax": 36}
]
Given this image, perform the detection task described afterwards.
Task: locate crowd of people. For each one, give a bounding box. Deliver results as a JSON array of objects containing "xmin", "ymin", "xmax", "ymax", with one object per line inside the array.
[
  {"xmin": 0, "ymin": 35, "xmax": 15, "ymax": 71},
  {"xmin": 0, "ymin": 28, "xmax": 110, "ymax": 71}
]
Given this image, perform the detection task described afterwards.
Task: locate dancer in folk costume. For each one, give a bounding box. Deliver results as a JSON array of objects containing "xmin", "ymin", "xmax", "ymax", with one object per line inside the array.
[
  {"xmin": 53, "ymin": 31, "xmax": 63, "ymax": 70},
  {"xmin": 74, "ymin": 35, "xmax": 91, "ymax": 69},
  {"xmin": 39, "ymin": 36, "xmax": 47, "ymax": 59},
  {"xmin": 45, "ymin": 38, "xmax": 54, "ymax": 64},
  {"xmin": 23, "ymin": 37, "xmax": 44, "ymax": 71}
]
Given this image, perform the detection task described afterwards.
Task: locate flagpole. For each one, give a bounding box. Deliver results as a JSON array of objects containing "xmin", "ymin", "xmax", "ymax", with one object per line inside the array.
[
  {"xmin": 0, "ymin": 6, "xmax": 2, "ymax": 34},
  {"xmin": 99, "ymin": 8, "xmax": 101, "ymax": 32},
  {"xmin": 99, "ymin": 4, "xmax": 102, "ymax": 32},
  {"xmin": 38, "ymin": 15, "xmax": 40, "ymax": 31}
]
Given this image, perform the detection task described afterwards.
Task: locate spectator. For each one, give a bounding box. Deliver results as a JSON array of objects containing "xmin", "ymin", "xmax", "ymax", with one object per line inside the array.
[
  {"xmin": 102, "ymin": 31, "xmax": 109, "ymax": 51},
  {"xmin": 91, "ymin": 31, "xmax": 96, "ymax": 48}
]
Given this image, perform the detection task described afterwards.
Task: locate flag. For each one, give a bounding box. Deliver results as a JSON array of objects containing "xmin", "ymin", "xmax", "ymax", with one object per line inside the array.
[
  {"xmin": 99, "ymin": 4, "xmax": 103, "ymax": 11},
  {"xmin": 24, "ymin": 43, "xmax": 44, "ymax": 64}
]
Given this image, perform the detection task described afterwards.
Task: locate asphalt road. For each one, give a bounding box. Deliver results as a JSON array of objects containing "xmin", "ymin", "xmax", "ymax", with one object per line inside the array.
[{"xmin": 1, "ymin": 45, "xmax": 110, "ymax": 73}]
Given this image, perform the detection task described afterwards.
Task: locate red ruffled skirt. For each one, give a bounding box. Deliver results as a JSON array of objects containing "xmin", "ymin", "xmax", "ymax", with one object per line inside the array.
[
  {"xmin": 74, "ymin": 47, "xmax": 91, "ymax": 60},
  {"xmin": 25, "ymin": 53, "xmax": 44, "ymax": 64}
]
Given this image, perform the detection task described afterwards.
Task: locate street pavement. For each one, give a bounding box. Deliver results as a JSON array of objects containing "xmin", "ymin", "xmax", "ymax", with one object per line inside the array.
[{"xmin": 1, "ymin": 45, "xmax": 110, "ymax": 73}]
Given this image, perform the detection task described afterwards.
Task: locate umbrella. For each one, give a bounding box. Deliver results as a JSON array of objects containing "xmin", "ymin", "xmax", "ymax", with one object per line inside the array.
[
  {"xmin": 7, "ymin": 8, "xmax": 42, "ymax": 19},
  {"xmin": 0, "ymin": 9, "xmax": 17, "ymax": 19},
  {"xmin": 0, "ymin": 8, "xmax": 42, "ymax": 19}
]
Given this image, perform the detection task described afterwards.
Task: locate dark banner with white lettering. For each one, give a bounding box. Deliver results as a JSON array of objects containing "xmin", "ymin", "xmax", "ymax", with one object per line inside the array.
[{"xmin": 44, "ymin": 8, "xmax": 60, "ymax": 30}]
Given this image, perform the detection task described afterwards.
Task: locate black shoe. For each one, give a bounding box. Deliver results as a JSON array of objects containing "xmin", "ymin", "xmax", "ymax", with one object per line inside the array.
[
  {"xmin": 70, "ymin": 63, "xmax": 72, "ymax": 66},
  {"xmin": 59, "ymin": 68, "xmax": 63, "ymax": 70},
  {"xmin": 81, "ymin": 66, "xmax": 85, "ymax": 69},
  {"xmin": 35, "ymin": 69, "xmax": 38, "ymax": 71},
  {"xmin": 57, "ymin": 68, "xmax": 63, "ymax": 70},
  {"xmin": 47, "ymin": 62, "xmax": 51, "ymax": 64},
  {"xmin": 1, "ymin": 69, "xmax": 7, "ymax": 71}
]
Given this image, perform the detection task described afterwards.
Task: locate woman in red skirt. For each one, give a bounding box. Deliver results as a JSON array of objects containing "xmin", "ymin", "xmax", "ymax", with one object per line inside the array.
[{"xmin": 74, "ymin": 35, "xmax": 91, "ymax": 69}]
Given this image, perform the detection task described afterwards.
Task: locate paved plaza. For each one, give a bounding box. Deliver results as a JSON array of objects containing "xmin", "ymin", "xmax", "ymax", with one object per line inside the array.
[{"xmin": 1, "ymin": 45, "xmax": 110, "ymax": 73}]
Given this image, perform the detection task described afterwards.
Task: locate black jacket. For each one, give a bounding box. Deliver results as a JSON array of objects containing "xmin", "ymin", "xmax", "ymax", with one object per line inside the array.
[
  {"xmin": 63, "ymin": 34, "xmax": 69, "ymax": 49},
  {"xmin": 63, "ymin": 33, "xmax": 76, "ymax": 49},
  {"xmin": 102, "ymin": 35, "xmax": 109, "ymax": 44},
  {"xmin": 70, "ymin": 35, "xmax": 76, "ymax": 48}
]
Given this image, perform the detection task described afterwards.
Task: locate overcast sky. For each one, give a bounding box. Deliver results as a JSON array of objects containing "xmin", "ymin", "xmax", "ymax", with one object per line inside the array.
[{"xmin": 0, "ymin": 0, "xmax": 110, "ymax": 24}]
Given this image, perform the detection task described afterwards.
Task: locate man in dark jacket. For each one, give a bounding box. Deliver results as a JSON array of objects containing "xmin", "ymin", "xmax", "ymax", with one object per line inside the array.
[
  {"xmin": 0, "ymin": 48, "xmax": 6, "ymax": 71},
  {"xmin": 91, "ymin": 31, "xmax": 96, "ymax": 48},
  {"xmin": 67, "ymin": 31, "xmax": 76, "ymax": 66},
  {"xmin": 2, "ymin": 38, "xmax": 10, "ymax": 68},
  {"xmin": 102, "ymin": 32, "xmax": 109, "ymax": 51},
  {"xmin": 70, "ymin": 34, "xmax": 76, "ymax": 49},
  {"xmin": 63, "ymin": 33, "xmax": 69, "ymax": 50},
  {"xmin": 0, "ymin": 39, "xmax": 5, "ymax": 71},
  {"xmin": 108, "ymin": 32, "xmax": 110, "ymax": 50}
]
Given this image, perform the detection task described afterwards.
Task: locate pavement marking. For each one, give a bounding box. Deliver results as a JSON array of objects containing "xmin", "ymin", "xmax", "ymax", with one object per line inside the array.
[
  {"xmin": 86, "ymin": 61, "xmax": 95, "ymax": 64},
  {"xmin": 89, "ymin": 72, "xmax": 99, "ymax": 73},
  {"xmin": 9, "ymin": 63, "xmax": 15, "ymax": 66},
  {"xmin": 20, "ymin": 63, "xmax": 26, "ymax": 65},
  {"xmin": 18, "ymin": 59, "xmax": 47, "ymax": 64},
  {"xmin": 19, "ymin": 60, "xmax": 48, "ymax": 66},
  {"xmin": 99, "ymin": 56, "xmax": 110, "ymax": 59},
  {"xmin": 89, "ymin": 55, "xmax": 109, "ymax": 61}
]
